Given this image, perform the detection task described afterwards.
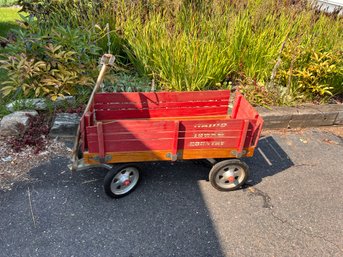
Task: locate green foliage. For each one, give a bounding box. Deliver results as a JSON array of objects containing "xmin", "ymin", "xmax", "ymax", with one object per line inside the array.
[
  {"xmin": 122, "ymin": 7, "xmax": 236, "ymax": 91},
  {"xmin": 276, "ymin": 44, "xmax": 343, "ymax": 103},
  {"xmin": 238, "ymin": 76, "xmax": 278, "ymax": 108},
  {"xmin": 0, "ymin": 7, "xmax": 21, "ymax": 37},
  {"xmin": 0, "ymin": 21, "xmax": 102, "ymax": 100},
  {"xmin": 0, "ymin": 100, "xmax": 10, "ymax": 117},
  {"xmin": 103, "ymin": 73, "xmax": 152, "ymax": 92},
  {"xmin": 0, "ymin": 0, "xmax": 17, "ymax": 7},
  {"xmin": 0, "ymin": 48, "xmax": 93, "ymax": 100},
  {"xmin": 2, "ymin": 0, "xmax": 343, "ymax": 106},
  {"xmin": 114, "ymin": 0, "xmax": 343, "ymax": 98}
]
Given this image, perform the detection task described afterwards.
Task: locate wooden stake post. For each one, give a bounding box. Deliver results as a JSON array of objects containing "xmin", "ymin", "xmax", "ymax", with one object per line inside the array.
[{"xmin": 71, "ymin": 54, "xmax": 115, "ymax": 170}]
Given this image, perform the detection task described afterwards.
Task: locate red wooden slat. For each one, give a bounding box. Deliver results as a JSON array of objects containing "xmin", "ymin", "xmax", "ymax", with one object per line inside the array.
[
  {"xmin": 95, "ymin": 106, "xmax": 228, "ymax": 120},
  {"xmin": 87, "ymin": 136, "xmax": 242, "ymax": 153},
  {"xmin": 88, "ymin": 139, "xmax": 173, "ymax": 153},
  {"xmin": 87, "ymin": 131, "xmax": 175, "ymax": 142},
  {"xmin": 171, "ymin": 121, "xmax": 180, "ymax": 159},
  {"xmin": 86, "ymin": 120, "xmax": 175, "ymax": 134},
  {"xmin": 180, "ymin": 119, "xmax": 244, "ymax": 131},
  {"xmin": 231, "ymin": 93, "xmax": 242, "ymax": 119},
  {"xmin": 180, "ymin": 137, "xmax": 240, "ymax": 149},
  {"xmin": 178, "ymin": 129, "xmax": 245, "ymax": 138},
  {"xmin": 234, "ymin": 92, "xmax": 259, "ymax": 120},
  {"xmin": 94, "ymin": 100, "xmax": 229, "ymax": 111},
  {"xmin": 86, "ymin": 130, "xmax": 248, "ymax": 144},
  {"xmin": 85, "ymin": 112, "xmax": 92, "ymax": 127},
  {"xmin": 237, "ymin": 120, "xmax": 249, "ymax": 153},
  {"xmin": 97, "ymin": 122, "xmax": 105, "ymax": 158},
  {"xmin": 242, "ymin": 123, "xmax": 255, "ymax": 147},
  {"xmin": 87, "ymin": 119, "xmax": 246, "ymax": 135},
  {"xmin": 80, "ymin": 116, "xmax": 85, "ymax": 151},
  {"xmin": 94, "ymin": 90, "xmax": 230, "ymax": 104}
]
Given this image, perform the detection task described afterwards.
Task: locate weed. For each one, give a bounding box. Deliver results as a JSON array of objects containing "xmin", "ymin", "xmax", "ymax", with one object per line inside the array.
[{"xmin": 7, "ymin": 113, "xmax": 50, "ymax": 153}]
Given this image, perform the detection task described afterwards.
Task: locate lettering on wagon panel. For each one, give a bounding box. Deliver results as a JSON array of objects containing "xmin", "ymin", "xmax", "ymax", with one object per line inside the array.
[
  {"xmin": 193, "ymin": 132, "xmax": 225, "ymax": 138},
  {"xmin": 194, "ymin": 123, "xmax": 228, "ymax": 129},
  {"xmin": 189, "ymin": 141, "xmax": 225, "ymax": 147}
]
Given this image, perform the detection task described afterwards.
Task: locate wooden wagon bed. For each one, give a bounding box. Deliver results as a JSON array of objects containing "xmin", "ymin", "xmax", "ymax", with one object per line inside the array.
[{"xmin": 79, "ymin": 90, "xmax": 263, "ymax": 165}]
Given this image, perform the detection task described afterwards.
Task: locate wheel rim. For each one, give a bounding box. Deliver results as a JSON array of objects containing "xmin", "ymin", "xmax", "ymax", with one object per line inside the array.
[
  {"xmin": 215, "ymin": 164, "xmax": 245, "ymax": 189},
  {"xmin": 110, "ymin": 167, "xmax": 139, "ymax": 195}
]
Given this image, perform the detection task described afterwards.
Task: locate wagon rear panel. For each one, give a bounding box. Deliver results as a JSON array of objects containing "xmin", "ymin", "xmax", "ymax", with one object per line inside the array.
[{"xmin": 93, "ymin": 90, "xmax": 230, "ymax": 120}]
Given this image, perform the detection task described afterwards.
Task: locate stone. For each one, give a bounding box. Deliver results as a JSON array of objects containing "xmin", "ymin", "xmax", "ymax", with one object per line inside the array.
[
  {"xmin": 334, "ymin": 109, "xmax": 343, "ymax": 125},
  {"xmin": 49, "ymin": 113, "xmax": 82, "ymax": 138},
  {"xmin": 0, "ymin": 110, "xmax": 38, "ymax": 136},
  {"xmin": 6, "ymin": 96, "xmax": 75, "ymax": 112},
  {"xmin": 256, "ymin": 107, "xmax": 293, "ymax": 129},
  {"xmin": 256, "ymin": 104, "xmax": 343, "ymax": 129},
  {"xmin": 289, "ymin": 105, "xmax": 342, "ymax": 128}
]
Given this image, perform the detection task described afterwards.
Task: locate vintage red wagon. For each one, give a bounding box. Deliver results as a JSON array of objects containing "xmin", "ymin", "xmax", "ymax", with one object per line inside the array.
[{"xmin": 71, "ymin": 55, "xmax": 264, "ymax": 198}]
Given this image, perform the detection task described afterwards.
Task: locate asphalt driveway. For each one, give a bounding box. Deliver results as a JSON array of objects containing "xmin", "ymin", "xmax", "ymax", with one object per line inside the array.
[{"xmin": 0, "ymin": 129, "xmax": 342, "ymax": 257}]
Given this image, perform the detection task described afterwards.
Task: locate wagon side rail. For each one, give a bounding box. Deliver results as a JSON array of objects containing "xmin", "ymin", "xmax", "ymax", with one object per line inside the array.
[{"xmin": 231, "ymin": 92, "xmax": 264, "ymax": 149}]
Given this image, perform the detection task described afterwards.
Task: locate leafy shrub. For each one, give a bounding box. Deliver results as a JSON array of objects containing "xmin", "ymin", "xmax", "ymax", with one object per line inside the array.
[
  {"xmin": 0, "ymin": 45, "xmax": 93, "ymax": 100},
  {"xmin": 276, "ymin": 45, "xmax": 343, "ymax": 103},
  {"xmin": 17, "ymin": 0, "xmax": 102, "ymax": 27},
  {"xmin": 0, "ymin": 22, "xmax": 102, "ymax": 100}
]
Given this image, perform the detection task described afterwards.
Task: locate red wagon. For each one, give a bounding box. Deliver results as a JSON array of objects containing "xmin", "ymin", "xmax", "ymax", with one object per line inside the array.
[{"xmin": 71, "ymin": 55, "xmax": 264, "ymax": 198}]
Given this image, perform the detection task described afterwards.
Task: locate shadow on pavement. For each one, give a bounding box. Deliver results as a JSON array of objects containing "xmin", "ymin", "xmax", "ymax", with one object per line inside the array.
[
  {"xmin": 244, "ymin": 136, "xmax": 294, "ymax": 185},
  {"xmin": 0, "ymin": 136, "xmax": 294, "ymax": 256},
  {"xmin": 0, "ymin": 156, "xmax": 225, "ymax": 257}
]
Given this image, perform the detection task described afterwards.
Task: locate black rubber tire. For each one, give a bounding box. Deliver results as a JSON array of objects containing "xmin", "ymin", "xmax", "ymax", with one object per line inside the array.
[
  {"xmin": 103, "ymin": 164, "xmax": 141, "ymax": 198},
  {"xmin": 209, "ymin": 159, "xmax": 249, "ymax": 191}
]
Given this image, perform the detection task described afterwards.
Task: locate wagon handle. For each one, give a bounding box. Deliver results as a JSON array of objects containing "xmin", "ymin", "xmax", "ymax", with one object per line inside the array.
[{"xmin": 71, "ymin": 54, "xmax": 115, "ymax": 171}]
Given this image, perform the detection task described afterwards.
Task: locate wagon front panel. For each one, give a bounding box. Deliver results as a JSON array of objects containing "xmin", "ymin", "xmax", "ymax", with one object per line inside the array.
[{"xmin": 177, "ymin": 119, "xmax": 255, "ymax": 159}]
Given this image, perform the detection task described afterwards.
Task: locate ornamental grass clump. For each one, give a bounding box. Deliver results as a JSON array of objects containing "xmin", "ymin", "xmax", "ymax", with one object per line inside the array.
[{"xmin": 1, "ymin": 0, "xmax": 342, "ymax": 106}]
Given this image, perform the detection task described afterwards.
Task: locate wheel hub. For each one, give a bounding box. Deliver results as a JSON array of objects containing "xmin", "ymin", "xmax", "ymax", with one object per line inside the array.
[
  {"xmin": 223, "ymin": 170, "xmax": 235, "ymax": 183},
  {"xmin": 227, "ymin": 176, "xmax": 236, "ymax": 183},
  {"xmin": 123, "ymin": 179, "xmax": 131, "ymax": 186}
]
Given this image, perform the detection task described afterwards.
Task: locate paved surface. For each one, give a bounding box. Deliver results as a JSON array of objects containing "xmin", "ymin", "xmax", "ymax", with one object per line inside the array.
[{"xmin": 0, "ymin": 129, "xmax": 343, "ymax": 257}]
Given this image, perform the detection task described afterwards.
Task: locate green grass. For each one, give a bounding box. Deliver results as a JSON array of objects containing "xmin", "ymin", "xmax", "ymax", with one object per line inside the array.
[
  {"xmin": 0, "ymin": 0, "xmax": 342, "ymax": 108},
  {"xmin": 0, "ymin": 7, "xmax": 21, "ymax": 83},
  {"xmin": 0, "ymin": 0, "xmax": 17, "ymax": 7},
  {"xmin": 0, "ymin": 7, "xmax": 21, "ymax": 37},
  {"xmin": 115, "ymin": 1, "xmax": 342, "ymax": 95}
]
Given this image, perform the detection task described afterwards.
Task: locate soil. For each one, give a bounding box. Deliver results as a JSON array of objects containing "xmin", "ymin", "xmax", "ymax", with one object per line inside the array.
[
  {"xmin": 331, "ymin": 93, "xmax": 343, "ymax": 104},
  {"xmin": 0, "ymin": 137, "xmax": 70, "ymax": 191}
]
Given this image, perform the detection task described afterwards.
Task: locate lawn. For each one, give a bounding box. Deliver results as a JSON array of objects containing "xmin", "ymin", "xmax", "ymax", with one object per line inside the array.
[
  {"xmin": 0, "ymin": 7, "xmax": 21, "ymax": 37},
  {"xmin": 0, "ymin": 0, "xmax": 17, "ymax": 7},
  {"xmin": 0, "ymin": 6, "xmax": 21, "ymax": 117}
]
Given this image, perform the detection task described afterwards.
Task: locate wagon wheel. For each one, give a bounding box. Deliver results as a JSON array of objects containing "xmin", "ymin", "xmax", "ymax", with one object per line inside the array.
[
  {"xmin": 209, "ymin": 159, "xmax": 249, "ymax": 191},
  {"xmin": 104, "ymin": 164, "xmax": 141, "ymax": 198}
]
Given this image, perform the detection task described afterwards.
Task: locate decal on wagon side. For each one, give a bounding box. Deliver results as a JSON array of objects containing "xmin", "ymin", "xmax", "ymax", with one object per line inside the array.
[
  {"xmin": 189, "ymin": 141, "xmax": 225, "ymax": 147},
  {"xmin": 193, "ymin": 132, "xmax": 225, "ymax": 138},
  {"xmin": 194, "ymin": 123, "xmax": 228, "ymax": 129}
]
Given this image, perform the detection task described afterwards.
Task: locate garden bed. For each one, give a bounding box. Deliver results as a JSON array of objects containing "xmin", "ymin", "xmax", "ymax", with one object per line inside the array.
[{"xmin": 0, "ymin": 137, "xmax": 69, "ymax": 191}]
